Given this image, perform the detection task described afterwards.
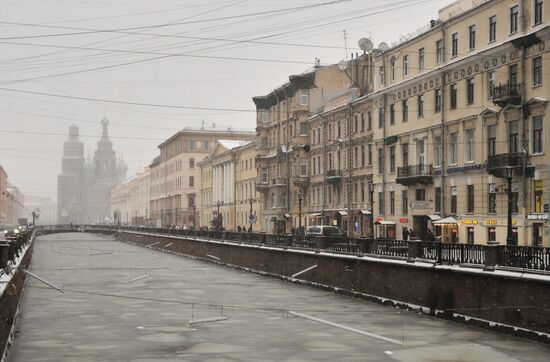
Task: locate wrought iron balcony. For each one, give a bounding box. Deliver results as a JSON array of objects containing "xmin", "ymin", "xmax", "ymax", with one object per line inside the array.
[
  {"xmin": 492, "ymin": 83, "xmax": 521, "ymax": 107},
  {"xmin": 256, "ymin": 180, "xmax": 270, "ymax": 193},
  {"xmin": 396, "ymin": 164, "xmax": 433, "ymax": 186},
  {"xmin": 292, "ymin": 175, "xmax": 310, "ymax": 188},
  {"xmin": 486, "ymin": 153, "xmax": 525, "ymax": 178},
  {"xmin": 270, "ymin": 177, "xmax": 288, "ymax": 186},
  {"xmin": 325, "ymin": 169, "xmax": 342, "ymax": 185}
]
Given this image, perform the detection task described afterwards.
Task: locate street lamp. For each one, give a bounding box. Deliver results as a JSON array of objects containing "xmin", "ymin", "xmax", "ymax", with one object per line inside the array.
[
  {"xmin": 249, "ymin": 197, "xmax": 254, "ymax": 232},
  {"xmin": 297, "ymin": 191, "xmax": 303, "ymax": 235},
  {"xmin": 368, "ymin": 180, "xmax": 375, "ymax": 238},
  {"xmin": 216, "ymin": 200, "xmax": 224, "ymax": 230},
  {"xmin": 504, "ymin": 166, "xmax": 515, "ymax": 246},
  {"xmin": 193, "ymin": 204, "xmax": 196, "ymax": 229}
]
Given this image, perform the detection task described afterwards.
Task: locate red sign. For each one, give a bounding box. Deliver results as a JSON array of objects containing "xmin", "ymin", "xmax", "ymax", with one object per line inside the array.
[
  {"xmin": 399, "ymin": 218, "xmax": 409, "ymax": 223},
  {"xmin": 375, "ymin": 217, "xmax": 384, "ymax": 222}
]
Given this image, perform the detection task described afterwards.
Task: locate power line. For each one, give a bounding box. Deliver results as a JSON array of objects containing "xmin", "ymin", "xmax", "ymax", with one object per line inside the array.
[{"xmin": 0, "ymin": 87, "xmax": 256, "ymax": 112}]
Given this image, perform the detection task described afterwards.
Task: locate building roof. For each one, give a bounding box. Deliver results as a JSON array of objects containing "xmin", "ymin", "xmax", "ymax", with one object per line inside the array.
[
  {"xmin": 218, "ymin": 140, "xmax": 252, "ymax": 150},
  {"xmin": 158, "ymin": 127, "xmax": 255, "ymax": 149}
]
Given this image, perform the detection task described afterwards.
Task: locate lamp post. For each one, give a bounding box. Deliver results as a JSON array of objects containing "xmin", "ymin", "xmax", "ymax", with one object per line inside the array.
[
  {"xmin": 249, "ymin": 197, "xmax": 254, "ymax": 232},
  {"xmin": 504, "ymin": 166, "xmax": 515, "ymax": 246},
  {"xmin": 193, "ymin": 204, "xmax": 196, "ymax": 229},
  {"xmin": 368, "ymin": 180, "xmax": 375, "ymax": 238},
  {"xmin": 216, "ymin": 200, "xmax": 223, "ymax": 230},
  {"xmin": 297, "ymin": 191, "xmax": 303, "ymax": 235}
]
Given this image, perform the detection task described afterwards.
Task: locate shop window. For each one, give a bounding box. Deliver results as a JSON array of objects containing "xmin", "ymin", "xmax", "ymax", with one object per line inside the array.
[{"xmin": 534, "ymin": 180, "xmax": 543, "ymax": 213}]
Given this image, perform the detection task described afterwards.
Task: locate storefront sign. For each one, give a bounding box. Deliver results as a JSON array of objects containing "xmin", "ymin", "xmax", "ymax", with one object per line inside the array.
[
  {"xmin": 484, "ymin": 218, "xmax": 517, "ymax": 225},
  {"xmin": 375, "ymin": 217, "xmax": 384, "ymax": 222},
  {"xmin": 447, "ymin": 163, "xmax": 485, "ymax": 174},
  {"xmin": 460, "ymin": 219, "xmax": 478, "ymax": 225},
  {"xmin": 527, "ymin": 214, "xmax": 549, "ymax": 220},
  {"xmin": 399, "ymin": 218, "xmax": 409, "ymax": 223}
]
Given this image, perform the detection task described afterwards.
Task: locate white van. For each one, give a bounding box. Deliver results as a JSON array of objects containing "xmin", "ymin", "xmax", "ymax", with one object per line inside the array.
[{"xmin": 306, "ymin": 225, "xmax": 345, "ymax": 237}]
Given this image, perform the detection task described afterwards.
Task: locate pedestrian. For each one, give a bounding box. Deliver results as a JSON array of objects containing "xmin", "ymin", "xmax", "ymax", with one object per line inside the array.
[
  {"xmin": 237, "ymin": 226, "xmax": 241, "ymax": 233},
  {"xmin": 402, "ymin": 227, "xmax": 409, "ymax": 241},
  {"xmin": 409, "ymin": 228, "xmax": 416, "ymax": 238},
  {"xmin": 427, "ymin": 228, "xmax": 435, "ymax": 241}
]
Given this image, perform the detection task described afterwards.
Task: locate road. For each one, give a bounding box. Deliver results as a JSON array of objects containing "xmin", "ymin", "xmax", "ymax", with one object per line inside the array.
[{"xmin": 8, "ymin": 232, "xmax": 550, "ymax": 361}]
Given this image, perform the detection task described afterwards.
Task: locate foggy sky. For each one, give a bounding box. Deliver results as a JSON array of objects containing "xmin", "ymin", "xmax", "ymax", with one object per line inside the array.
[{"xmin": 0, "ymin": 0, "xmax": 450, "ymax": 201}]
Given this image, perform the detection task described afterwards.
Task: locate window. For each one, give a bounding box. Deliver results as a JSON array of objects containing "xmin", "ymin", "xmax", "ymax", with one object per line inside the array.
[
  {"xmin": 509, "ymin": 64, "xmax": 518, "ymax": 87},
  {"xmin": 354, "ymin": 115, "xmax": 358, "ymax": 133},
  {"xmin": 435, "ymin": 187, "xmax": 441, "ymax": 213},
  {"xmin": 451, "ymin": 186, "xmax": 457, "ymax": 214},
  {"xmin": 379, "ymin": 66, "xmax": 385, "ymax": 85},
  {"xmin": 378, "ymin": 107, "xmax": 384, "ymax": 128},
  {"xmin": 488, "ymin": 70, "xmax": 496, "ymax": 97},
  {"xmin": 451, "ymin": 32, "xmax": 458, "ymax": 57},
  {"xmin": 512, "ymin": 183, "xmax": 519, "ymax": 213},
  {"xmin": 509, "ymin": 120, "xmax": 520, "ymax": 153},
  {"xmin": 390, "ymin": 57, "xmax": 396, "ymax": 81},
  {"xmin": 300, "ymin": 90, "xmax": 309, "ymax": 105},
  {"xmin": 465, "ymin": 129, "xmax": 475, "ymax": 162},
  {"xmin": 354, "ymin": 147, "xmax": 358, "ymax": 167},
  {"xmin": 533, "ymin": 115, "xmax": 543, "ymax": 154},
  {"xmin": 467, "ymin": 227, "xmax": 475, "ymax": 245},
  {"xmin": 435, "ymin": 88, "xmax": 442, "ymax": 112},
  {"xmin": 533, "ymin": 56, "xmax": 542, "ymax": 86},
  {"xmin": 449, "ymin": 132, "xmax": 457, "ymax": 164},
  {"xmin": 378, "ymin": 192, "xmax": 384, "ymax": 214},
  {"xmin": 436, "ymin": 39, "xmax": 443, "ymax": 63},
  {"xmin": 415, "ymin": 188, "xmax": 425, "ymax": 201},
  {"xmin": 534, "ymin": 180, "xmax": 543, "ymax": 213},
  {"xmin": 450, "ymin": 83, "xmax": 457, "ymax": 109},
  {"xmin": 299, "ymin": 122, "xmax": 307, "ymax": 135},
  {"xmin": 361, "ymin": 145, "xmax": 365, "ymax": 167},
  {"xmin": 189, "ymin": 176, "xmax": 194, "ymax": 187},
  {"xmin": 417, "ymin": 140, "xmax": 425, "ymax": 170},
  {"xmin": 534, "ymin": 0, "xmax": 544, "ymax": 25},
  {"xmin": 389, "ymin": 146, "xmax": 396, "ymax": 173},
  {"xmin": 390, "ymin": 191, "xmax": 395, "ymax": 215},
  {"xmin": 488, "ymin": 125, "xmax": 497, "ymax": 156},
  {"xmin": 361, "ymin": 114, "xmax": 365, "ymax": 132},
  {"xmin": 367, "ymin": 111, "xmax": 372, "ymax": 130},
  {"xmin": 368, "ymin": 144, "xmax": 372, "ymax": 165},
  {"xmin": 402, "ymin": 190, "xmax": 408, "ymax": 215},
  {"xmin": 417, "ymin": 95, "xmax": 424, "ymax": 117},
  {"xmin": 434, "ymin": 136, "xmax": 442, "ymax": 167},
  {"xmin": 203, "ymin": 140, "xmax": 209, "ymax": 151},
  {"xmin": 188, "ymin": 194, "xmax": 195, "ymax": 208},
  {"xmin": 361, "ymin": 182, "xmax": 365, "ymax": 202},
  {"xmin": 189, "ymin": 158, "xmax": 195, "ymax": 169},
  {"xmin": 378, "ymin": 148, "xmax": 384, "ymax": 174},
  {"xmin": 488, "ymin": 227, "xmax": 496, "ymax": 242},
  {"xmin": 261, "ymin": 167, "xmax": 268, "ymax": 183},
  {"xmin": 467, "ymin": 78, "xmax": 475, "ymax": 104},
  {"xmin": 189, "ymin": 140, "xmax": 196, "ymax": 151},
  {"xmin": 402, "ymin": 143, "xmax": 409, "ymax": 167},
  {"xmin": 300, "ymin": 160, "xmax": 308, "ymax": 176},
  {"xmin": 489, "ymin": 16, "xmax": 497, "ymax": 42},
  {"xmin": 488, "ymin": 183, "xmax": 497, "ymax": 213},
  {"xmin": 260, "ymin": 110, "xmax": 269, "ymax": 123},
  {"xmin": 510, "ymin": 5, "xmax": 519, "ymax": 33},
  {"xmin": 402, "ymin": 100, "xmax": 408, "ymax": 122},
  {"xmin": 403, "ymin": 55, "xmax": 409, "ymax": 77},
  {"xmin": 390, "ymin": 104, "xmax": 395, "ymax": 125},
  {"xmin": 418, "ymin": 48, "xmax": 425, "ymax": 71},
  {"xmin": 469, "ymin": 25, "xmax": 476, "ymax": 50},
  {"xmin": 467, "ymin": 185, "xmax": 474, "ymax": 213},
  {"xmin": 281, "ymin": 191, "xmax": 288, "ymax": 208}
]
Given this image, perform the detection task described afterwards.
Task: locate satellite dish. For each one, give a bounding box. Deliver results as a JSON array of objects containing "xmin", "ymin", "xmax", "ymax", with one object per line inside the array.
[
  {"xmin": 378, "ymin": 42, "xmax": 390, "ymax": 51},
  {"xmin": 358, "ymin": 38, "xmax": 374, "ymax": 53},
  {"xmin": 338, "ymin": 60, "xmax": 348, "ymax": 71}
]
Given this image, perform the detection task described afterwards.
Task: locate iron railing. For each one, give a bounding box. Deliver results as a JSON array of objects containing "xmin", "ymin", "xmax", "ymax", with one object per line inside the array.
[
  {"xmin": 499, "ymin": 246, "xmax": 550, "ymax": 271},
  {"xmin": 397, "ymin": 164, "xmax": 433, "ymax": 178}
]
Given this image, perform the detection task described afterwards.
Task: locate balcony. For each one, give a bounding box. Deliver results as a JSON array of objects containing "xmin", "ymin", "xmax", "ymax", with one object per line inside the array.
[
  {"xmin": 492, "ymin": 83, "xmax": 521, "ymax": 107},
  {"xmin": 396, "ymin": 164, "xmax": 433, "ymax": 186},
  {"xmin": 292, "ymin": 175, "xmax": 310, "ymax": 189},
  {"xmin": 270, "ymin": 177, "xmax": 288, "ymax": 187},
  {"xmin": 486, "ymin": 153, "xmax": 525, "ymax": 178},
  {"xmin": 256, "ymin": 180, "xmax": 270, "ymax": 193},
  {"xmin": 325, "ymin": 169, "xmax": 342, "ymax": 185}
]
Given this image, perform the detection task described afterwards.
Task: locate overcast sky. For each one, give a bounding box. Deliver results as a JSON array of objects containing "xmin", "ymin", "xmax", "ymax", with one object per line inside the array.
[{"xmin": 0, "ymin": 0, "xmax": 450, "ymax": 202}]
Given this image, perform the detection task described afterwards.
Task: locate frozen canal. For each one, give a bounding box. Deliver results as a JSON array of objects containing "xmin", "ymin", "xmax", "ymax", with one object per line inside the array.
[{"xmin": 8, "ymin": 233, "xmax": 550, "ymax": 361}]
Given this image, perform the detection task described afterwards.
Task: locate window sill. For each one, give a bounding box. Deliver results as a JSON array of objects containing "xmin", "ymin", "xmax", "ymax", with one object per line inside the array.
[
  {"xmin": 531, "ymin": 152, "xmax": 544, "ymax": 157},
  {"xmin": 532, "ymin": 84, "xmax": 542, "ymax": 89}
]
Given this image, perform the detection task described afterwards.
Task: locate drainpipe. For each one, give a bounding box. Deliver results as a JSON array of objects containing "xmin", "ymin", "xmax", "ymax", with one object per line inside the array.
[
  {"xmin": 321, "ymin": 113, "xmax": 327, "ymax": 222},
  {"xmin": 519, "ymin": 0, "xmax": 528, "ymax": 245},
  {"xmin": 347, "ymin": 102, "xmax": 353, "ymax": 236},
  {"xmin": 440, "ymin": 22, "xmax": 447, "ymax": 222}
]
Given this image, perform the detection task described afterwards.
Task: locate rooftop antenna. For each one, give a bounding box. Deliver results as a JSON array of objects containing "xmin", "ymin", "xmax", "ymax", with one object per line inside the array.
[
  {"xmin": 201, "ymin": 120, "xmax": 205, "ymax": 130},
  {"xmin": 343, "ymin": 30, "xmax": 349, "ymax": 61}
]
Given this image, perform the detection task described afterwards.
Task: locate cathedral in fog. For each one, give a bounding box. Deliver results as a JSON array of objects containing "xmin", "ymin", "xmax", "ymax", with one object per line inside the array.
[{"xmin": 57, "ymin": 119, "xmax": 127, "ymax": 224}]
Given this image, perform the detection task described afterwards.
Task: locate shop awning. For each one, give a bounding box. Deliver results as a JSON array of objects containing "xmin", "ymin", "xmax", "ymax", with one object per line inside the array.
[
  {"xmin": 427, "ymin": 214, "xmax": 442, "ymax": 221},
  {"xmin": 338, "ymin": 210, "xmax": 348, "ymax": 216},
  {"xmin": 432, "ymin": 216, "xmax": 459, "ymax": 225},
  {"xmin": 375, "ymin": 220, "xmax": 396, "ymax": 225},
  {"xmin": 307, "ymin": 213, "xmax": 321, "ymax": 217},
  {"xmin": 360, "ymin": 210, "xmax": 371, "ymax": 215}
]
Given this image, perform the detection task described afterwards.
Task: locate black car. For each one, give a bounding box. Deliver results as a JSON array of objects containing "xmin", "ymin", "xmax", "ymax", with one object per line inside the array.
[{"xmin": 3, "ymin": 225, "xmax": 21, "ymax": 239}]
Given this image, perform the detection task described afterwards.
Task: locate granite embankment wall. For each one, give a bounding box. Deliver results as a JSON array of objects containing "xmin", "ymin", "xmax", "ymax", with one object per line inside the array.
[{"xmin": 119, "ymin": 231, "xmax": 550, "ymax": 343}]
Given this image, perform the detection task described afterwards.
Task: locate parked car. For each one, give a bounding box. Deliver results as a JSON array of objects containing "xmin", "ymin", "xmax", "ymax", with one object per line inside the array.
[
  {"xmin": 3, "ymin": 225, "xmax": 21, "ymax": 239},
  {"xmin": 306, "ymin": 225, "xmax": 345, "ymax": 237}
]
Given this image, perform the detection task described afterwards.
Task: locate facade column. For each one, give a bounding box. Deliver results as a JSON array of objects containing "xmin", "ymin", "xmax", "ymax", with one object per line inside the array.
[
  {"xmin": 213, "ymin": 166, "xmax": 217, "ymax": 203},
  {"xmin": 230, "ymin": 162, "xmax": 235, "ymax": 202}
]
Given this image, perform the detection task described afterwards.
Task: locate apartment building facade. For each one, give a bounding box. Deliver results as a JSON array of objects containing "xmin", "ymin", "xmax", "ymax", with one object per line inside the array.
[
  {"xmin": 110, "ymin": 167, "xmax": 150, "ymax": 226},
  {"xmin": 366, "ymin": 0, "xmax": 549, "ymax": 245},
  {"xmin": 253, "ymin": 61, "xmax": 368, "ymax": 234},
  {"xmin": 198, "ymin": 141, "xmax": 260, "ymax": 231},
  {"xmin": 149, "ymin": 128, "xmax": 254, "ymax": 228}
]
